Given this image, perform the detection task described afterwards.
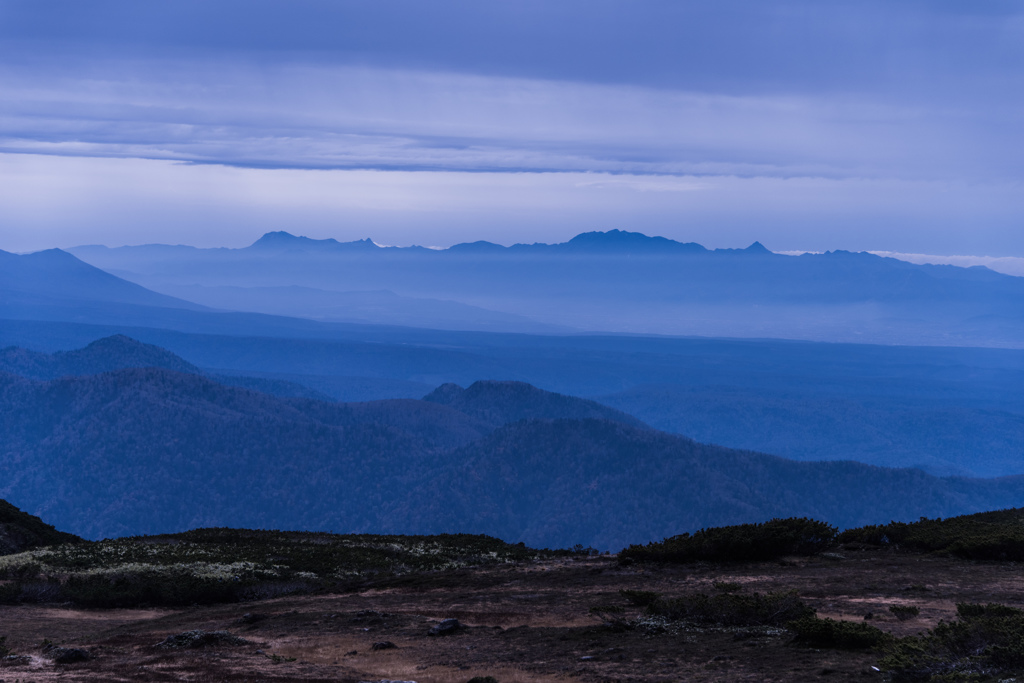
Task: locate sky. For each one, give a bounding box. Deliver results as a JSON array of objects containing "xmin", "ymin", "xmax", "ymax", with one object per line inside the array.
[{"xmin": 1, "ymin": 0, "xmax": 1024, "ymax": 257}]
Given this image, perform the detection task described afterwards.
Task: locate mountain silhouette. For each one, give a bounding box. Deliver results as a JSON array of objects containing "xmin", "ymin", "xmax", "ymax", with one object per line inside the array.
[
  {"xmin": 66, "ymin": 230, "xmax": 1024, "ymax": 347},
  {"xmin": 0, "ymin": 248, "xmax": 206, "ymax": 310},
  {"xmin": 248, "ymin": 231, "xmax": 381, "ymax": 252}
]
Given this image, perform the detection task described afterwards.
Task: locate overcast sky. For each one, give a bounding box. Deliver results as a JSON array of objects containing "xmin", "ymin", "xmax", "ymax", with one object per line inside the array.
[{"xmin": 2, "ymin": 0, "xmax": 1024, "ymax": 256}]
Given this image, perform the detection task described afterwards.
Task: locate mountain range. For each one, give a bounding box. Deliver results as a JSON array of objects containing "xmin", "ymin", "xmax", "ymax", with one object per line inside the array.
[
  {"xmin": 2, "ymin": 335, "xmax": 1024, "ymax": 548},
  {"xmin": 67, "ymin": 229, "xmax": 1024, "ymax": 347}
]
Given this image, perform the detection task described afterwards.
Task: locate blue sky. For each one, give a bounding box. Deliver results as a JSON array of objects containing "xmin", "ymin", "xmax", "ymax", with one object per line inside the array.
[{"xmin": 2, "ymin": 0, "xmax": 1024, "ymax": 256}]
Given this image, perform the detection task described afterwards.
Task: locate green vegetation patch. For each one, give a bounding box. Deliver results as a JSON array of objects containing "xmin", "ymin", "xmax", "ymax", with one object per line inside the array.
[
  {"xmin": 890, "ymin": 605, "xmax": 921, "ymax": 622},
  {"xmin": 0, "ymin": 528, "xmax": 558, "ymax": 608},
  {"xmin": 880, "ymin": 603, "xmax": 1024, "ymax": 682},
  {"xmin": 839, "ymin": 508, "xmax": 1024, "ymax": 560},
  {"xmin": 619, "ymin": 589, "xmax": 660, "ymax": 607},
  {"xmin": 789, "ymin": 616, "xmax": 892, "ymax": 650},
  {"xmin": 620, "ymin": 517, "xmax": 837, "ymax": 564},
  {"xmin": 648, "ymin": 589, "xmax": 814, "ymax": 627},
  {"xmin": 615, "ymin": 587, "xmax": 813, "ymax": 631}
]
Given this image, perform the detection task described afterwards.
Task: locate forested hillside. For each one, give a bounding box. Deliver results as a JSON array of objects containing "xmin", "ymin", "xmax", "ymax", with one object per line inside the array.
[
  {"xmin": 391, "ymin": 419, "xmax": 1024, "ymax": 549},
  {"xmin": 3, "ymin": 366, "xmax": 1024, "ymax": 548}
]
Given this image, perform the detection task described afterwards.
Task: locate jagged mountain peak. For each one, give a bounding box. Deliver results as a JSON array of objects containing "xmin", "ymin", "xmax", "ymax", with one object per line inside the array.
[
  {"xmin": 249, "ymin": 231, "xmax": 378, "ymax": 251},
  {"xmin": 562, "ymin": 229, "xmax": 707, "ymax": 254}
]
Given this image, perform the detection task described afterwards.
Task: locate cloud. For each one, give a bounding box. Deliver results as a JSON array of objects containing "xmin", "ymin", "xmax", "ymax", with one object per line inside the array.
[
  {"xmin": 1, "ymin": 2, "xmax": 1023, "ymax": 255},
  {"xmin": 3, "ymin": 152, "xmax": 1024, "ymax": 256},
  {"xmin": 0, "ymin": 58, "xmax": 1020, "ymax": 183},
  {"xmin": 870, "ymin": 252, "xmax": 1024, "ymax": 278}
]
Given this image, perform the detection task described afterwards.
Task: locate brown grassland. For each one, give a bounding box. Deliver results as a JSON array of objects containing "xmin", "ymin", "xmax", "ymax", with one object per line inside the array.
[{"xmin": 1, "ymin": 544, "xmax": 1021, "ymax": 682}]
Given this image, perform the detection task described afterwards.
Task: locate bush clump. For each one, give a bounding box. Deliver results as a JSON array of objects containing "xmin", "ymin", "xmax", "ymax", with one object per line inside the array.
[
  {"xmin": 0, "ymin": 529, "xmax": 558, "ymax": 608},
  {"xmin": 789, "ymin": 616, "xmax": 892, "ymax": 649},
  {"xmin": 647, "ymin": 589, "xmax": 814, "ymax": 627},
  {"xmin": 620, "ymin": 518, "xmax": 837, "ymax": 564},
  {"xmin": 157, "ymin": 630, "xmax": 249, "ymax": 649},
  {"xmin": 619, "ymin": 589, "xmax": 660, "ymax": 607},
  {"xmin": 839, "ymin": 508, "xmax": 1024, "ymax": 560},
  {"xmin": 41, "ymin": 643, "xmax": 92, "ymax": 664},
  {"xmin": 889, "ymin": 605, "xmax": 921, "ymax": 621},
  {"xmin": 881, "ymin": 602, "xmax": 1024, "ymax": 681}
]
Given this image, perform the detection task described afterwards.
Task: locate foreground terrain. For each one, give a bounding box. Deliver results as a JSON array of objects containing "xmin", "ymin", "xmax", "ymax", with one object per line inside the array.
[{"xmin": 2, "ymin": 545, "xmax": 1022, "ymax": 682}]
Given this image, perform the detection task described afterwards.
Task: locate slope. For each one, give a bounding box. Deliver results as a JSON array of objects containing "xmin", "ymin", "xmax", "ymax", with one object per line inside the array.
[
  {"xmin": 0, "ymin": 248, "xmax": 206, "ymax": 310},
  {"xmin": 0, "ymin": 498, "xmax": 80, "ymax": 555}
]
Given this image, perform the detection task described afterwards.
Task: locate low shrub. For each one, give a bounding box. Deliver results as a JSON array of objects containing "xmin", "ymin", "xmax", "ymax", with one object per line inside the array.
[
  {"xmin": 67, "ymin": 571, "xmax": 245, "ymax": 608},
  {"xmin": 839, "ymin": 508, "xmax": 1024, "ymax": 560},
  {"xmin": 713, "ymin": 581, "xmax": 742, "ymax": 592},
  {"xmin": 0, "ymin": 529, "xmax": 558, "ymax": 608},
  {"xmin": 589, "ymin": 604, "xmax": 630, "ymax": 630},
  {"xmin": 620, "ymin": 518, "xmax": 838, "ymax": 564},
  {"xmin": 156, "ymin": 630, "xmax": 249, "ymax": 649},
  {"xmin": 881, "ymin": 603, "xmax": 1024, "ymax": 681},
  {"xmin": 789, "ymin": 616, "xmax": 892, "ymax": 649},
  {"xmin": 889, "ymin": 605, "xmax": 921, "ymax": 621},
  {"xmin": 647, "ymin": 589, "xmax": 814, "ymax": 627},
  {"xmin": 619, "ymin": 589, "xmax": 660, "ymax": 607}
]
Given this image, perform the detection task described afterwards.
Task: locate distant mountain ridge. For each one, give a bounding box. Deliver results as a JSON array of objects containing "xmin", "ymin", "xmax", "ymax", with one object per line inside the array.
[
  {"xmin": 65, "ymin": 229, "xmax": 1024, "ymax": 348},
  {"xmin": 240, "ymin": 229, "xmax": 765, "ymax": 255},
  {"xmin": 248, "ymin": 231, "xmax": 382, "ymax": 252},
  {"xmin": 0, "ymin": 248, "xmax": 206, "ymax": 310}
]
